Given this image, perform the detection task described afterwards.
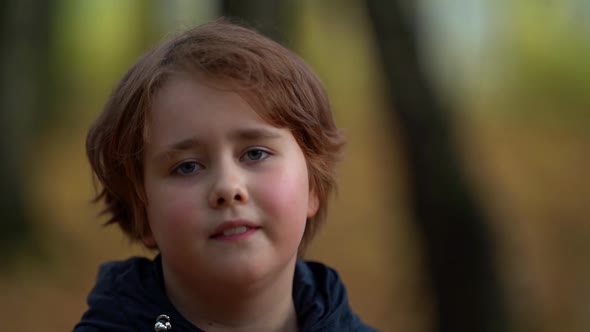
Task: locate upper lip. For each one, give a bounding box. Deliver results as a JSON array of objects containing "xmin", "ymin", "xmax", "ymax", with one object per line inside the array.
[{"xmin": 210, "ymin": 220, "xmax": 260, "ymax": 238}]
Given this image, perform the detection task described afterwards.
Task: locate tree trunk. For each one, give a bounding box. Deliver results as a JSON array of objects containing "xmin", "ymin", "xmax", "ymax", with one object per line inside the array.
[
  {"xmin": 220, "ymin": 0, "xmax": 295, "ymax": 45},
  {"xmin": 365, "ymin": 1, "xmax": 508, "ymax": 331},
  {"xmin": 0, "ymin": 0, "xmax": 53, "ymax": 257}
]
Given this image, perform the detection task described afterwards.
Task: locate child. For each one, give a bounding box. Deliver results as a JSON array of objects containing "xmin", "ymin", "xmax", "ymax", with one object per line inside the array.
[{"xmin": 75, "ymin": 19, "xmax": 377, "ymax": 332}]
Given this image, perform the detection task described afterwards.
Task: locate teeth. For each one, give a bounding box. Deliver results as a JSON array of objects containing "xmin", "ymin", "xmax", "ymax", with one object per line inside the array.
[{"xmin": 222, "ymin": 226, "xmax": 248, "ymax": 236}]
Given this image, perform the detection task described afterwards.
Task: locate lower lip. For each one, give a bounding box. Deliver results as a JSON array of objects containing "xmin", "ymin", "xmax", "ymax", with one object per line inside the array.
[{"xmin": 212, "ymin": 227, "xmax": 259, "ymax": 242}]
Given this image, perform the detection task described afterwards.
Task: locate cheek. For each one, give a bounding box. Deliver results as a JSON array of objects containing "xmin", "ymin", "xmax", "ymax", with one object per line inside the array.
[
  {"xmin": 254, "ymin": 167, "xmax": 310, "ymax": 224},
  {"xmin": 145, "ymin": 184, "xmax": 203, "ymax": 234}
]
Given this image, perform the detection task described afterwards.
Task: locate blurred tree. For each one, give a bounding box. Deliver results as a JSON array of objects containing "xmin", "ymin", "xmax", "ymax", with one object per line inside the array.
[
  {"xmin": 220, "ymin": 0, "xmax": 296, "ymax": 46},
  {"xmin": 0, "ymin": 0, "xmax": 53, "ymax": 258},
  {"xmin": 496, "ymin": 0, "xmax": 590, "ymax": 120},
  {"xmin": 365, "ymin": 0, "xmax": 509, "ymax": 331}
]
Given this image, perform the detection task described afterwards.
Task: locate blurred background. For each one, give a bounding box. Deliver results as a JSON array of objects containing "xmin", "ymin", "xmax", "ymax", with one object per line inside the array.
[{"xmin": 1, "ymin": 0, "xmax": 589, "ymax": 331}]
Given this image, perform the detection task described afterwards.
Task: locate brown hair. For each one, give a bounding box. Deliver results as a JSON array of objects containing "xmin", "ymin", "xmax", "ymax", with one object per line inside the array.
[{"xmin": 86, "ymin": 19, "xmax": 344, "ymax": 252}]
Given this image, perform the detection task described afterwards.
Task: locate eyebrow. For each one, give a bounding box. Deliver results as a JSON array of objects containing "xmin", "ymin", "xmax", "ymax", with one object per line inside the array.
[{"xmin": 157, "ymin": 128, "xmax": 283, "ymax": 157}]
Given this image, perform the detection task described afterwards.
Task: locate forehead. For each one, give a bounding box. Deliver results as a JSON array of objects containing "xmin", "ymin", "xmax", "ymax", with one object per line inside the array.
[
  {"xmin": 145, "ymin": 74, "xmax": 277, "ymax": 144},
  {"xmin": 152, "ymin": 71, "xmax": 276, "ymax": 120}
]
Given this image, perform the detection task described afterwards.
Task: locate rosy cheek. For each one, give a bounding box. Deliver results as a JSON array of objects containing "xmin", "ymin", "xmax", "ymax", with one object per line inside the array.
[
  {"xmin": 148, "ymin": 186, "xmax": 203, "ymax": 230},
  {"xmin": 255, "ymin": 169, "xmax": 310, "ymax": 221}
]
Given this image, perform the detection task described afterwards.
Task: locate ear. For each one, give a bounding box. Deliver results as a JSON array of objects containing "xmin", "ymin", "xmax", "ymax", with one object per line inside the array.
[
  {"xmin": 307, "ymin": 189, "xmax": 319, "ymax": 218},
  {"xmin": 141, "ymin": 226, "xmax": 158, "ymax": 248}
]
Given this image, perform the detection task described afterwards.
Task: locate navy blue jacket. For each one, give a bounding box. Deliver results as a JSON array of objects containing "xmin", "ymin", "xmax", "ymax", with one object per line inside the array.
[{"xmin": 74, "ymin": 255, "xmax": 377, "ymax": 331}]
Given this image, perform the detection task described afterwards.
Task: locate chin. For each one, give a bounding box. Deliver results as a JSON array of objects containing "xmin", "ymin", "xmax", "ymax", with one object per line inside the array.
[
  {"xmin": 214, "ymin": 254, "xmax": 296, "ymax": 288},
  {"xmin": 221, "ymin": 258, "xmax": 271, "ymax": 283}
]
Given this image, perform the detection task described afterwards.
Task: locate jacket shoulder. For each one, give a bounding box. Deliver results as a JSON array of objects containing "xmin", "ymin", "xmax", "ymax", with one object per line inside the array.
[
  {"xmin": 73, "ymin": 257, "xmax": 152, "ymax": 332},
  {"xmin": 295, "ymin": 260, "xmax": 379, "ymax": 332}
]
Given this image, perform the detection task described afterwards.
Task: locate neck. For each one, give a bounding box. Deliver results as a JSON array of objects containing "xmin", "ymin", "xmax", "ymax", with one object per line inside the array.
[{"xmin": 162, "ymin": 258, "xmax": 299, "ymax": 332}]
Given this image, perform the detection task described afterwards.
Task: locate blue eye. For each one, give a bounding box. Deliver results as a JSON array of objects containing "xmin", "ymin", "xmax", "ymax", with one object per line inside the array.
[
  {"xmin": 243, "ymin": 149, "xmax": 270, "ymax": 162},
  {"xmin": 174, "ymin": 161, "xmax": 201, "ymax": 175}
]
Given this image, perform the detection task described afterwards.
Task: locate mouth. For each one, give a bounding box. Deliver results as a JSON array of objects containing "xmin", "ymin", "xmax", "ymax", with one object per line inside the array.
[{"xmin": 210, "ymin": 220, "xmax": 261, "ymax": 240}]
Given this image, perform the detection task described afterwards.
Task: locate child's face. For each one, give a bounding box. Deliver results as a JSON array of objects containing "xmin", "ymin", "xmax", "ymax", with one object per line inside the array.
[{"xmin": 142, "ymin": 74, "xmax": 318, "ymax": 286}]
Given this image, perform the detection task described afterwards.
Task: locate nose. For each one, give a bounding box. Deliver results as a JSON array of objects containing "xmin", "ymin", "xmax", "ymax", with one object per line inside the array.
[{"xmin": 208, "ymin": 161, "xmax": 249, "ymax": 208}]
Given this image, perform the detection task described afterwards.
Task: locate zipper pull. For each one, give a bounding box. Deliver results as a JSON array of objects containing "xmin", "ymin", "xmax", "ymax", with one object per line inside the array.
[{"xmin": 154, "ymin": 314, "xmax": 172, "ymax": 331}]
